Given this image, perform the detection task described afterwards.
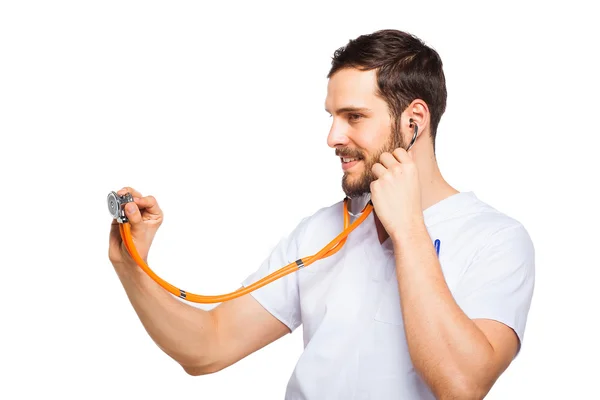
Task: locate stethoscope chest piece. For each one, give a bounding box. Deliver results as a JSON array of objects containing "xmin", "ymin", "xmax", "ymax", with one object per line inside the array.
[{"xmin": 107, "ymin": 191, "xmax": 134, "ymax": 223}]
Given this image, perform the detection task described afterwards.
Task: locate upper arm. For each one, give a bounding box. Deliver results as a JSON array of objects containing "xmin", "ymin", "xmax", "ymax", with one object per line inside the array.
[
  {"xmin": 207, "ymin": 289, "xmax": 291, "ymax": 372},
  {"xmin": 199, "ymin": 218, "xmax": 310, "ymax": 373}
]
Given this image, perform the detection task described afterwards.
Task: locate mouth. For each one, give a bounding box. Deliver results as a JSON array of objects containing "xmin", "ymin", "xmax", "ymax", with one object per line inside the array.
[{"xmin": 340, "ymin": 156, "xmax": 361, "ymax": 171}]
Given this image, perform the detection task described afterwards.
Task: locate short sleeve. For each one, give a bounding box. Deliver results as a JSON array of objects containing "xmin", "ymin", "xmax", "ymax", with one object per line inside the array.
[
  {"xmin": 240, "ymin": 218, "xmax": 309, "ymax": 333},
  {"xmin": 454, "ymin": 223, "xmax": 535, "ymax": 352}
]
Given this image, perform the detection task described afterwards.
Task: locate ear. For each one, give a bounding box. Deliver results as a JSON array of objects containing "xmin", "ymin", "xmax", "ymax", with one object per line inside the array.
[{"xmin": 402, "ymin": 99, "xmax": 429, "ymax": 140}]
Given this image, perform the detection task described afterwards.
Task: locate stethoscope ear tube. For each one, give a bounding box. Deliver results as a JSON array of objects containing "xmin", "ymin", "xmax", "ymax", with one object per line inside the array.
[
  {"xmin": 406, "ymin": 120, "xmax": 419, "ymax": 152},
  {"xmin": 109, "ymin": 193, "xmax": 373, "ymax": 303}
]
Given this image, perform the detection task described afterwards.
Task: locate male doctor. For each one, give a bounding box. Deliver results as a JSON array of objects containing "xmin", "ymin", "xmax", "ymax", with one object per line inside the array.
[{"xmin": 109, "ymin": 29, "xmax": 535, "ymax": 399}]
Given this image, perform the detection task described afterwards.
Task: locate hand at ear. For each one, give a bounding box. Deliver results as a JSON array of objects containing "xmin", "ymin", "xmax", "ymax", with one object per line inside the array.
[{"xmin": 370, "ymin": 146, "xmax": 423, "ymax": 241}]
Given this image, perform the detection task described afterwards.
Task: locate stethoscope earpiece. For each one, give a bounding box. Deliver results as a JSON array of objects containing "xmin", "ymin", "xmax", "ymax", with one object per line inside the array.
[{"xmin": 407, "ymin": 118, "xmax": 419, "ymax": 151}]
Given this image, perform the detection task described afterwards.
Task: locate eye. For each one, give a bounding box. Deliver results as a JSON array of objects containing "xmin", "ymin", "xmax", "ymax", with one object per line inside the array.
[{"xmin": 348, "ymin": 113, "xmax": 363, "ymax": 122}]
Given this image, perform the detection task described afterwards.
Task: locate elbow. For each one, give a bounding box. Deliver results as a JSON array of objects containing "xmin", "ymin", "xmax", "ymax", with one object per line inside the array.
[
  {"xmin": 182, "ymin": 365, "xmax": 213, "ymax": 376},
  {"xmin": 436, "ymin": 375, "xmax": 489, "ymax": 400},
  {"xmin": 181, "ymin": 360, "xmax": 224, "ymax": 376},
  {"xmin": 449, "ymin": 386, "xmax": 486, "ymax": 400},
  {"xmin": 174, "ymin": 341, "xmax": 224, "ymax": 376},
  {"xmin": 175, "ymin": 348, "xmax": 224, "ymax": 376}
]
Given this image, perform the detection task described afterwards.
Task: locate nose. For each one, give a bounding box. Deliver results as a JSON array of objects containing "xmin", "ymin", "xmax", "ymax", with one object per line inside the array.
[{"xmin": 327, "ymin": 119, "xmax": 350, "ymax": 149}]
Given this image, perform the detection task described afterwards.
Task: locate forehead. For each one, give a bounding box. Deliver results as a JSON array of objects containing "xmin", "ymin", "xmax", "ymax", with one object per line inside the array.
[{"xmin": 325, "ymin": 68, "xmax": 383, "ymax": 111}]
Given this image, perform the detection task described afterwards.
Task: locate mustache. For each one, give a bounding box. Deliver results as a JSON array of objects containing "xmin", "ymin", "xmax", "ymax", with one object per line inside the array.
[{"xmin": 335, "ymin": 148, "xmax": 364, "ymax": 159}]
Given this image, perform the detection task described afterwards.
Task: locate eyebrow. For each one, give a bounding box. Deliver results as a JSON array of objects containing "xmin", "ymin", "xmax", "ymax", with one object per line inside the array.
[{"xmin": 325, "ymin": 106, "xmax": 372, "ymax": 115}]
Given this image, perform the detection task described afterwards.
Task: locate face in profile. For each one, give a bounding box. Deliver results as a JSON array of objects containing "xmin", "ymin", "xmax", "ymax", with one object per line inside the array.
[{"xmin": 325, "ymin": 68, "xmax": 405, "ymax": 198}]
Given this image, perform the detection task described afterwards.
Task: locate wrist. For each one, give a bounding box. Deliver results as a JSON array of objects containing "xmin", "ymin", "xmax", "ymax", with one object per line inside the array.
[
  {"xmin": 113, "ymin": 257, "xmax": 142, "ymax": 279},
  {"xmin": 390, "ymin": 216, "xmax": 427, "ymax": 246}
]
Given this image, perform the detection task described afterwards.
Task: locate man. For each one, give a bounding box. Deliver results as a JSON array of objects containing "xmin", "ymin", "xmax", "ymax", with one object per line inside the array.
[{"xmin": 109, "ymin": 29, "xmax": 535, "ymax": 399}]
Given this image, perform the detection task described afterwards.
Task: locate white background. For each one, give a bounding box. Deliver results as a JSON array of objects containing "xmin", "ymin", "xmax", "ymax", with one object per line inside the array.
[{"xmin": 1, "ymin": 1, "xmax": 598, "ymax": 399}]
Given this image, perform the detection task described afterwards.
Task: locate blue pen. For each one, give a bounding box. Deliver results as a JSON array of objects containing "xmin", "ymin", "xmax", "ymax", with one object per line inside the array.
[{"xmin": 434, "ymin": 239, "xmax": 440, "ymax": 257}]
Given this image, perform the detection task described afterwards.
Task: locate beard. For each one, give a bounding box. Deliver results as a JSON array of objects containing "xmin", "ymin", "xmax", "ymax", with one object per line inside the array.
[{"xmin": 340, "ymin": 124, "xmax": 405, "ymax": 198}]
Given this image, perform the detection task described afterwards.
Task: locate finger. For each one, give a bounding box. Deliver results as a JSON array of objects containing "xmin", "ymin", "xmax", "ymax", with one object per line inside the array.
[
  {"xmin": 117, "ymin": 186, "xmax": 142, "ymax": 198},
  {"xmin": 379, "ymin": 152, "xmax": 398, "ymax": 168},
  {"xmin": 134, "ymin": 195, "xmax": 162, "ymax": 215},
  {"xmin": 392, "ymin": 147, "xmax": 411, "ymax": 163},
  {"xmin": 371, "ymin": 163, "xmax": 387, "ymax": 178},
  {"xmin": 124, "ymin": 201, "xmax": 144, "ymax": 233}
]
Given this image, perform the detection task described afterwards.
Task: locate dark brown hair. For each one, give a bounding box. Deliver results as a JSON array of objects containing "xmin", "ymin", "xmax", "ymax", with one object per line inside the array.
[{"xmin": 328, "ymin": 29, "xmax": 447, "ymax": 149}]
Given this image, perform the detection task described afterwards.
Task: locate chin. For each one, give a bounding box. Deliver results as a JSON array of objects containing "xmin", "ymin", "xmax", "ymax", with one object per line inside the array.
[{"xmin": 342, "ymin": 180, "xmax": 371, "ymax": 198}]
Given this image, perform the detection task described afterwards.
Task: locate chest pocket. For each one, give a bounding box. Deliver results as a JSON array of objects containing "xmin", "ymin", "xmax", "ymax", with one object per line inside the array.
[{"xmin": 374, "ymin": 276, "xmax": 404, "ymax": 325}]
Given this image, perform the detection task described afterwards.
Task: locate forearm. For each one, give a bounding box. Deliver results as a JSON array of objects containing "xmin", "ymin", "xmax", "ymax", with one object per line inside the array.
[
  {"xmin": 113, "ymin": 261, "xmax": 220, "ymax": 372},
  {"xmin": 392, "ymin": 224, "xmax": 494, "ymax": 398}
]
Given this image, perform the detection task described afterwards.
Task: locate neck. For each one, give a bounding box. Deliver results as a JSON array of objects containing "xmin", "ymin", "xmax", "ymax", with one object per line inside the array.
[{"xmin": 415, "ymin": 149, "xmax": 459, "ymax": 211}]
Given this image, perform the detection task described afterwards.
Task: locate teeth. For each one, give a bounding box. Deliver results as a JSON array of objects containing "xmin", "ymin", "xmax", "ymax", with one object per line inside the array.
[{"xmin": 342, "ymin": 157, "xmax": 357, "ymax": 163}]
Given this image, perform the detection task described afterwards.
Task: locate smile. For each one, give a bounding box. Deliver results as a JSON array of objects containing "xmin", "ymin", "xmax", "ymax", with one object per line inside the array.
[{"xmin": 341, "ymin": 158, "xmax": 361, "ymax": 171}]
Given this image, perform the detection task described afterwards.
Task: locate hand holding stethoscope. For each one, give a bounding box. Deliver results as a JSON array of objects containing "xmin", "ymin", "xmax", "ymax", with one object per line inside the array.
[{"xmin": 109, "ymin": 187, "xmax": 163, "ymax": 267}]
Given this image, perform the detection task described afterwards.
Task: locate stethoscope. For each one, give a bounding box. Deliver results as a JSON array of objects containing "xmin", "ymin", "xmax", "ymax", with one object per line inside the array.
[{"xmin": 108, "ymin": 121, "xmax": 419, "ymax": 304}]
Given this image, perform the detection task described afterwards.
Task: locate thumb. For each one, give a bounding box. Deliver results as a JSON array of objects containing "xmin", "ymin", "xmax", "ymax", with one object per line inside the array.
[{"xmin": 124, "ymin": 201, "xmax": 143, "ymax": 233}]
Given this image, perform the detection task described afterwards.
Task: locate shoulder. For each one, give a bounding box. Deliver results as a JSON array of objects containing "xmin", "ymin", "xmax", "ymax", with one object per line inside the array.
[
  {"xmin": 281, "ymin": 197, "xmax": 350, "ymax": 256},
  {"xmin": 455, "ymin": 193, "xmax": 535, "ymax": 269},
  {"xmin": 296, "ymin": 198, "xmax": 346, "ymax": 235},
  {"xmin": 444, "ymin": 192, "xmax": 531, "ymax": 245},
  {"xmin": 470, "ymin": 195, "xmax": 532, "ymax": 246},
  {"xmin": 275, "ymin": 198, "xmax": 341, "ymax": 235}
]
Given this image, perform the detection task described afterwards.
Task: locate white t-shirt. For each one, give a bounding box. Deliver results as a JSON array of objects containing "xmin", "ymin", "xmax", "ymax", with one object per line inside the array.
[{"xmin": 241, "ymin": 191, "xmax": 535, "ymax": 399}]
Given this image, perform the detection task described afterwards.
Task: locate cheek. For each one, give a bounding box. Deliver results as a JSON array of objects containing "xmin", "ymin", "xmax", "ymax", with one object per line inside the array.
[
  {"xmin": 354, "ymin": 122, "xmax": 377, "ymax": 145},
  {"xmin": 358, "ymin": 121, "xmax": 391, "ymax": 155}
]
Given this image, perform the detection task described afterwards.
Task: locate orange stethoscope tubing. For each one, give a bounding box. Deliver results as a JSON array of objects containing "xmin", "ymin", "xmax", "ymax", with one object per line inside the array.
[{"xmin": 118, "ymin": 197, "xmax": 374, "ymax": 303}]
